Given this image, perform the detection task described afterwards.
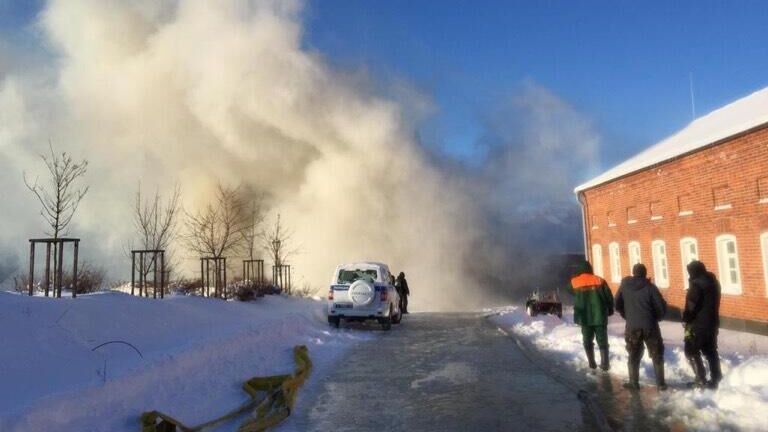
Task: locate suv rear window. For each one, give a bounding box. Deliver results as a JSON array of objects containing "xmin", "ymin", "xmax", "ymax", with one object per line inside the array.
[{"xmin": 337, "ymin": 269, "xmax": 378, "ymax": 284}]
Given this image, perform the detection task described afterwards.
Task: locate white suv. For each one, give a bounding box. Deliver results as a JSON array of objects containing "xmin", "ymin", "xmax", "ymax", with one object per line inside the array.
[{"xmin": 327, "ymin": 262, "xmax": 402, "ymax": 330}]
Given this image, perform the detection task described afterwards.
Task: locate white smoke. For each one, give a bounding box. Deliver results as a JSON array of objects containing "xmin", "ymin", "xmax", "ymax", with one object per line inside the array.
[
  {"xmin": 0, "ymin": 1, "xmax": 602, "ymax": 309},
  {"xmin": 0, "ymin": 0, "xmax": 492, "ymax": 310},
  {"xmin": 481, "ymin": 82, "xmax": 601, "ymax": 224}
]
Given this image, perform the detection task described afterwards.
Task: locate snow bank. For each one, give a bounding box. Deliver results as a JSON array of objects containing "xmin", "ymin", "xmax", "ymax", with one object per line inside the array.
[
  {"xmin": 0, "ymin": 291, "xmax": 370, "ymax": 431},
  {"xmin": 490, "ymin": 306, "xmax": 768, "ymax": 431}
]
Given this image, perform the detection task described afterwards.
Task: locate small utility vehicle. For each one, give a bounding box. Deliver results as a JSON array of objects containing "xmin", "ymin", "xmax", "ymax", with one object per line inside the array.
[{"xmin": 525, "ymin": 289, "xmax": 563, "ymax": 318}]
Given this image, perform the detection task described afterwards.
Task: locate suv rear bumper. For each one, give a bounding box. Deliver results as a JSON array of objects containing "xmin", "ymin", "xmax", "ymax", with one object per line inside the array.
[{"xmin": 328, "ymin": 303, "xmax": 391, "ymax": 318}]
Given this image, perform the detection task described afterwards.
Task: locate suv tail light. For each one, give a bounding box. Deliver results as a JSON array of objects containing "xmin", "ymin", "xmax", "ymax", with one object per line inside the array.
[
  {"xmin": 380, "ymin": 289, "xmax": 388, "ymax": 302},
  {"xmin": 328, "ymin": 289, "xmax": 334, "ymax": 300}
]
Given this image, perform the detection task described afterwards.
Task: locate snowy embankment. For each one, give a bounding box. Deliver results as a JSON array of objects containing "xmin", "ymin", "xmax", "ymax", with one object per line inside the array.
[
  {"xmin": 0, "ymin": 291, "xmax": 370, "ymax": 431},
  {"xmin": 489, "ymin": 306, "xmax": 768, "ymax": 432}
]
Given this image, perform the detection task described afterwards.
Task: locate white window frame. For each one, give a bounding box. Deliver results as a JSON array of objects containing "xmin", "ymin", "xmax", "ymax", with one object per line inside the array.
[
  {"xmin": 592, "ymin": 244, "xmax": 604, "ymax": 278},
  {"xmin": 716, "ymin": 234, "xmax": 742, "ymax": 295},
  {"xmin": 651, "ymin": 240, "xmax": 670, "ymax": 288},
  {"xmin": 609, "ymin": 242, "xmax": 622, "ymax": 282},
  {"xmin": 679, "ymin": 237, "xmax": 699, "ymax": 290},
  {"xmin": 627, "ymin": 241, "xmax": 642, "ymax": 272},
  {"xmin": 762, "ymin": 233, "xmax": 768, "ymax": 297}
]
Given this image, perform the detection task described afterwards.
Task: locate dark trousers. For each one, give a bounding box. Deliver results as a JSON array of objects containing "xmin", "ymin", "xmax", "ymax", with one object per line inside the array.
[
  {"xmin": 625, "ymin": 327, "xmax": 664, "ymax": 362},
  {"xmin": 685, "ymin": 327, "xmax": 721, "ymax": 381},
  {"xmin": 400, "ymin": 294, "xmax": 408, "ymax": 313},
  {"xmin": 581, "ymin": 325, "xmax": 608, "ymax": 349}
]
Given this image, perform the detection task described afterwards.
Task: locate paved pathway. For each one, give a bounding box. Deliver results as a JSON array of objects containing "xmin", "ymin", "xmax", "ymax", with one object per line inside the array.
[{"xmin": 288, "ymin": 313, "xmax": 592, "ymax": 431}]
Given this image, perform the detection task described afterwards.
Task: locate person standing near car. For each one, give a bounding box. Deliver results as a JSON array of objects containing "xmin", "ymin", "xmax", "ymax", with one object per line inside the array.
[
  {"xmin": 683, "ymin": 260, "xmax": 722, "ymax": 388},
  {"xmin": 395, "ymin": 272, "xmax": 410, "ymax": 314},
  {"xmin": 615, "ymin": 263, "xmax": 668, "ymax": 390},
  {"xmin": 570, "ymin": 261, "xmax": 614, "ymax": 371}
]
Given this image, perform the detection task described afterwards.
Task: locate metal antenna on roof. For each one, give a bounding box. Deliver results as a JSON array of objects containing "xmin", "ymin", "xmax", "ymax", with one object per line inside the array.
[{"xmin": 689, "ymin": 72, "xmax": 696, "ymax": 121}]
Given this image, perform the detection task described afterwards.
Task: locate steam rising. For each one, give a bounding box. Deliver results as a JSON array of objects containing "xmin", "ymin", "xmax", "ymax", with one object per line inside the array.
[{"xmin": 0, "ymin": 0, "xmax": 601, "ymax": 309}]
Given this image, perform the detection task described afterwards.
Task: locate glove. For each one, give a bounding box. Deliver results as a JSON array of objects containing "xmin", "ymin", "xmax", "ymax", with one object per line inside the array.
[{"xmin": 684, "ymin": 324, "xmax": 694, "ymax": 341}]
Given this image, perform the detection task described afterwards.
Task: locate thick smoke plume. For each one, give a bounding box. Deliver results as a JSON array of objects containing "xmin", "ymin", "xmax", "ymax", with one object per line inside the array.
[{"xmin": 0, "ymin": 0, "xmax": 601, "ymax": 309}]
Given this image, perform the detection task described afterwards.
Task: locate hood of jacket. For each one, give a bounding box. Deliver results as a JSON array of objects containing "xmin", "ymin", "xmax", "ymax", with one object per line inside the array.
[
  {"xmin": 574, "ymin": 261, "xmax": 593, "ymax": 276},
  {"xmin": 687, "ymin": 260, "xmax": 707, "ymax": 280}
]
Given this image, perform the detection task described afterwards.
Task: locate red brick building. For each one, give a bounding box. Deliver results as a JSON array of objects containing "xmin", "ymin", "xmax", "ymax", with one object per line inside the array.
[{"xmin": 575, "ymin": 88, "xmax": 768, "ymax": 332}]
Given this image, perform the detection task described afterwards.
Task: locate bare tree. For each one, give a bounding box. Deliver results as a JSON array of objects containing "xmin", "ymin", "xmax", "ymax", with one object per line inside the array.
[
  {"xmin": 23, "ymin": 142, "xmax": 89, "ymax": 294},
  {"xmin": 261, "ymin": 213, "xmax": 296, "ymax": 268},
  {"xmin": 184, "ymin": 183, "xmax": 250, "ymax": 297},
  {"xmin": 242, "ymin": 195, "xmax": 266, "ymax": 260},
  {"xmin": 131, "ymin": 185, "xmax": 181, "ymax": 294},
  {"xmin": 184, "ymin": 183, "xmax": 249, "ymax": 258},
  {"xmin": 261, "ymin": 214, "xmax": 296, "ymax": 293},
  {"xmin": 134, "ymin": 185, "xmax": 181, "ymax": 252},
  {"xmin": 23, "ymin": 142, "xmax": 89, "ymax": 239}
]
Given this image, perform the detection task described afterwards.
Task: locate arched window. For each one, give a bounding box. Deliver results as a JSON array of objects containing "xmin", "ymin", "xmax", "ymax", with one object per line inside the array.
[
  {"xmin": 680, "ymin": 237, "xmax": 699, "ymax": 289},
  {"xmin": 628, "ymin": 241, "xmax": 642, "ymax": 272},
  {"xmin": 716, "ymin": 234, "xmax": 742, "ymax": 294},
  {"xmin": 651, "ymin": 240, "xmax": 670, "ymax": 288},
  {"xmin": 609, "ymin": 242, "xmax": 622, "ymax": 282},
  {"xmin": 591, "ymin": 243, "xmax": 604, "ymax": 278}
]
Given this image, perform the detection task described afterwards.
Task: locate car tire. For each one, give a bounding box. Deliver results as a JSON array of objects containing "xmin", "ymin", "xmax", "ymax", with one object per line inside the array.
[
  {"xmin": 328, "ymin": 316, "xmax": 340, "ymax": 328},
  {"xmin": 392, "ymin": 305, "xmax": 402, "ymax": 324},
  {"xmin": 380, "ymin": 307, "xmax": 393, "ymax": 330}
]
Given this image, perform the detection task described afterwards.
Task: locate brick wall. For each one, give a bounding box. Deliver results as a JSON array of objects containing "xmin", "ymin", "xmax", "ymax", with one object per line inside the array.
[{"xmin": 580, "ymin": 126, "xmax": 768, "ymax": 323}]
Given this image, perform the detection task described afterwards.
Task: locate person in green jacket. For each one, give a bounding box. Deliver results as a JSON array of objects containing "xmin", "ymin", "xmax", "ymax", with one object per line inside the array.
[{"xmin": 570, "ymin": 261, "xmax": 615, "ymax": 371}]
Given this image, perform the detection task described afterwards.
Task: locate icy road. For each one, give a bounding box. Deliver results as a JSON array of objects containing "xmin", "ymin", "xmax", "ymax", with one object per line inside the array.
[{"xmin": 285, "ymin": 313, "xmax": 594, "ymax": 432}]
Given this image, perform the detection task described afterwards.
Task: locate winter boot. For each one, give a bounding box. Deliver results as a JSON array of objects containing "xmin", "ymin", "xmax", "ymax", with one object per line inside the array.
[
  {"xmin": 687, "ymin": 356, "xmax": 707, "ymax": 388},
  {"xmin": 653, "ymin": 359, "xmax": 667, "ymax": 391},
  {"xmin": 704, "ymin": 352, "xmax": 722, "ymax": 389},
  {"xmin": 599, "ymin": 348, "xmax": 610, "ymax": 371},
  {"xmin": 585, "ymin": 346, "xmax": 597, "ymax": 369},
  {"xmin": 623, "ymin": 359, "xmax": 640, "ymax": 390}
]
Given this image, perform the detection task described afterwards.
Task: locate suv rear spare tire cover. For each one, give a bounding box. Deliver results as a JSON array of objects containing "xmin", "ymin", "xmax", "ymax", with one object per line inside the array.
[{"xmin": 349, "ymin": 279, "xmax": 375, "ymax": 306}]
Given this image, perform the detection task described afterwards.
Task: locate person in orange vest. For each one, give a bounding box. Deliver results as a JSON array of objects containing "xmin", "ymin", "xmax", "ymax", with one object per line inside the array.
[{"xmin": 570, "ymin": 261, "xmax": 615, "ymax": 371}]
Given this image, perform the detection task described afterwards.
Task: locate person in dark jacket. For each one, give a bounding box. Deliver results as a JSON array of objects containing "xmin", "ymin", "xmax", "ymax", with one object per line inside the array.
[
  {"xmin": 615, "ymin": 263, "xmax": 668, "ymax": 390},
  {"xmin": 570, "ymin": 261, "xmax": 614, "ymax": 371},
  {"xmin": 683, "ymin": 260, "xmax": 722, "ymax": 388},
  {"xmin": 395, "ymin": 272, "xmax": 410, "ymax": 314}
]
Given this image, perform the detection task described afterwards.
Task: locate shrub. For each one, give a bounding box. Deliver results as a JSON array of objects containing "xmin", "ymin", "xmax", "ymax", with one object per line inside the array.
[
  {"xmin": 293, "ymin": 283, "xmax": 316, "ymax": 298},
  {"xmin": 171, "ymin": 278, "xmax": 203, "ymax": 296},
  {"xmin": 235, "ymin": 282, "xmax": 256, "ymax": 301},
  {"xmin": 9, "ymin": 261, "xmax": 105, "ymax": 295},
  {"xmin": 64, "ymin": 262, "xmax": 106, "ymax": 294},
  {"xmin": 13, "ymin": 274, "xmax": 32, "ymax": 294}
]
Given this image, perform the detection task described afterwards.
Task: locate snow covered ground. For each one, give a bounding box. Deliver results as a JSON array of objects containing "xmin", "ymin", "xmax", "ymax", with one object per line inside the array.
[
  {"xmin": 489, "ymin": 306, "xmax": 768, "ymax": 431},
  {"xmin": 0, "ymin": 291, "xmax": 371, "ymax": 431}
]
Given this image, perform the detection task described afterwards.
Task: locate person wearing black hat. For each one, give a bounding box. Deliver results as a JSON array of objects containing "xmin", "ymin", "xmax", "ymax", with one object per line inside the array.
[
  {"xmin": 615, "ymin": 263, "xmax": 668, "ymax": 390},
  {"xmin": 683, "ymin": 260, "xmax": 722, "ymax": 388}
]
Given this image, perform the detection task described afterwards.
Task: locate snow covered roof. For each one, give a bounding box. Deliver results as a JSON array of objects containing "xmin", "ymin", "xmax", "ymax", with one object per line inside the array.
[{"xmin": 575, "ymin": 86, "xmax": 768, "ymax": 193}]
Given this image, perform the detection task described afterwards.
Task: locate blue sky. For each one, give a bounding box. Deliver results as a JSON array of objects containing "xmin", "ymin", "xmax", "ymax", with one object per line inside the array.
[
  {"xmin": 3, "ymin": 1, "xmax": 768, "ymax": 171},
  {"xmin": 304, "ymin": 0, "xmax": 768, "ymax": 167}
]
